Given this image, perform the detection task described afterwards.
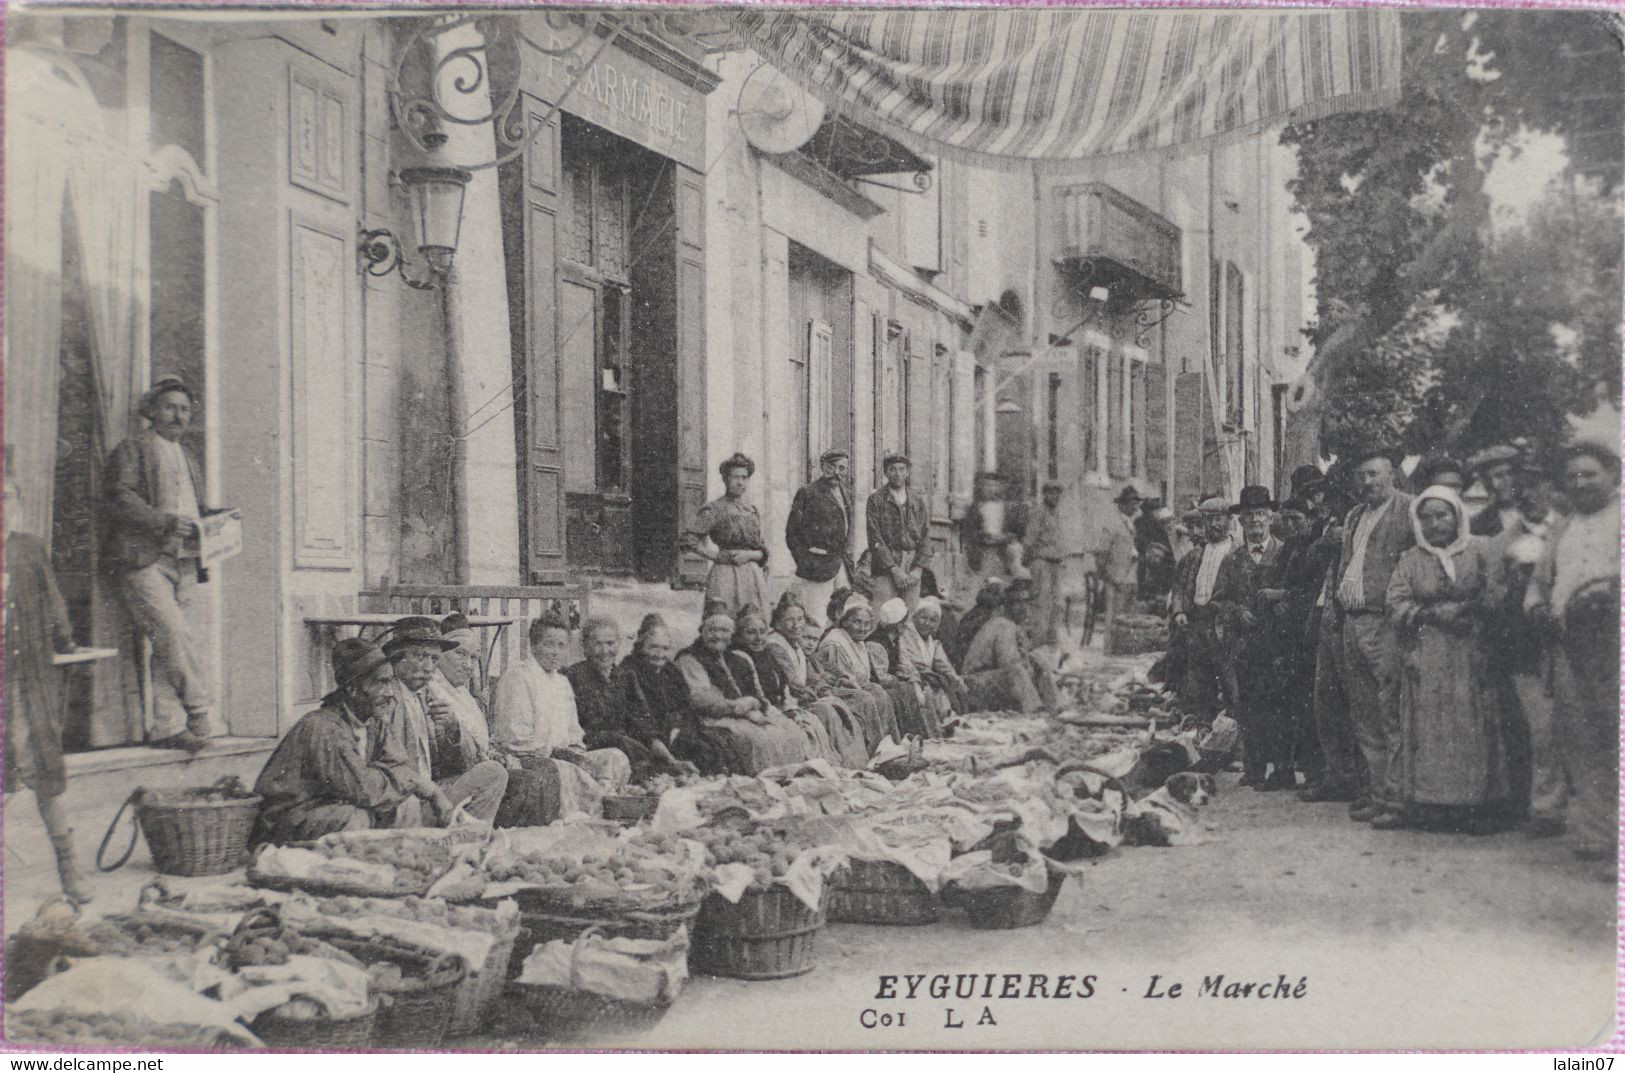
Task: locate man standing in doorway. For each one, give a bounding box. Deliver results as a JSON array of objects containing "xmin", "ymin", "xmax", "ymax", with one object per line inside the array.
[
  {"xmin": 787, "ymin": 449, "xmax": 855, "ymax": 626},
  {"xmin": 1332, "ymin": 445, "xmax": 1414, "ymax": 828},
  {"xmin": 866, "ymin": 453, "xmax": 932, "ymax": 609},
  {"xmin": 1099, "ymin": 483, "xmax": 1143, "ymax": 640},
  {"xmin": 103, "ymin": 376, "xmax": 216, "ymax": 753}
]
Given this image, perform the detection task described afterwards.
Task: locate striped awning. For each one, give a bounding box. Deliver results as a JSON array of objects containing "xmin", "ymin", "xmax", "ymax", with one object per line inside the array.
[{"xmin": 735, "ymin": 9, "xmax": 1401, "ymax": 166}]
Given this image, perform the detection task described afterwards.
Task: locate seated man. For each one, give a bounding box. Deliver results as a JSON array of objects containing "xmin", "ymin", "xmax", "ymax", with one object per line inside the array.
[
  {"xmin": 377, "ymin": 616, "xmax": 508, "ymax": 825},
  {"xmin": 253, "ymin": 638, "xmax": 449, "ymax": 844},
  {"xmin": 960, "ymin": 578, "xmax": 1059, "ymax": 714},
  {"xmin": 492, "ymin": 616, "xmax": 632, "ymax": 815}
]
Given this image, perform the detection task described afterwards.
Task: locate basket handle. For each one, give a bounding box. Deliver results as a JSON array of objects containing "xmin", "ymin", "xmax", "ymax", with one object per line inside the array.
[
  {"xmin": 567, "ymin": 926, "xmax": 604, "ymax": 992},
  {"xmin": 95, "ymin": 790, "xmax": 145, "ymax": 873}
]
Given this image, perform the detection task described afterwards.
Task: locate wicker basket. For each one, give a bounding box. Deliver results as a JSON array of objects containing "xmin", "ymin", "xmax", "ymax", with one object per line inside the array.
[
  {"xmin": 321, "ymin": 936, "xmax": 466, "ymax": 1049},
  {"xmin": 958, "ymin": 870, "xmax": 1066, "ymax": 930},
  {"xmin": 510, "ymin": 885, "xmax": 705, "ymax": 950},
  {"xmin": 601, "ymin": 794, "xmax": 661, "ymax": 824},
  {"xmin": 689, "ymin": 884, "xmax": 830, "ymax": 980},
  {"xmin": 250, "ymin": 998, "xmax": 379, "ymax": 1049},
  {"xmin": 95, "ymin": 780, "xmax": 262, "ymax": 878},
  {"xmin": 506, "ymin": 928, "xmax": 679, "ymax": 1042},
  {"xmin": 1106, "ymin": 614, "xmax": 1169, "ymax": 657},
  {"xmin": 828, "ymin": 859, "xmax": 939, "ymax": 926},
  {"xmin": 447, "ymin": 914, "xmax": 522, "ymax": 1036}
]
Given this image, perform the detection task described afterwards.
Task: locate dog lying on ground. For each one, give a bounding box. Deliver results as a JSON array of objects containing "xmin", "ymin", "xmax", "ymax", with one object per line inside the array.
[{"xmin": 1121, "ymin": 772, "xmax": 1217, "ymax": 847}]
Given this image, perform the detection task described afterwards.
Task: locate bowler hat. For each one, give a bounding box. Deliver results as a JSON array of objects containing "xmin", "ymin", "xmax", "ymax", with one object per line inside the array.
[
  {"xmin": 383, "ymin": 615, "xmax": 460, "ymax": 654},
  {"xmin": 1228, "ymin": 485, "xmax": 1279, "ymax": 515},
  {"xmin": 333, "ymin": 638, "xmax": 391, "ymax": 690}
]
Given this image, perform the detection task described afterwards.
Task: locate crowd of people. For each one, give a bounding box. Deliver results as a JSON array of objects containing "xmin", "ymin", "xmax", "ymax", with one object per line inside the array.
[{"xmin": 1159, "ymin": 430, "xmax": 1621, "ymax": 872}]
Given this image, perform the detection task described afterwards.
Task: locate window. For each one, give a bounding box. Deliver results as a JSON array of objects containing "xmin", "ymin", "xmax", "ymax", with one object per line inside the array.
[
  {"xmin": 1226, "ymin": 262, "xmax": 1245, "ymax": 428},
  {"xmin": 1107, "ymin": 353, "xmax": 1125, "ymax": 477},
  {"xmin": 148, "ymin": 33, "xmax": 206, "ymax": 165},
  {"xmin": 1046, "ymin": 372, "xmax": 1061, "ymax": 482},
  {"xmin": 598, "ymin": 286, "xmax": 630, "ymax": 493},
  {"xmin": 1130, "ymin": 359, "xmax": 1147, "ymax": 478},
  {"xmin": 1272, "ymin": 382, "xmax": 1289, "ymax": 494},
  {"xmin": 973, "ymin": 364, "xmax": 989, "ymax": 472},
  {"xmin": 1083, "ymin": 346, "xmax": 1102, "ymax": 473},
  {"xmin": 148, "ymin": 181, "xmax": 208, "ymax": 463}
]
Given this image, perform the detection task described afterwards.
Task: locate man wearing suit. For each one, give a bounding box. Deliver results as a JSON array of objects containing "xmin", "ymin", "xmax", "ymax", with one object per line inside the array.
[
  {"xmin": 1210, "ymin": 486, "xmax": 1289, "ymax": 789},
  {"xmin": 1330, "ymin": 445, "xmax": 1414, "ymax": 827},
  {"xmin": 786, "ymin": 449, "xmax": 855, "ymax": 625},
  {"xmin": 103, "ymin": 377, "xmax": 217, "ymax": 753},
  {"xmin": 865, "ymin": 452, "xmax": 933, "ymax": 609}
]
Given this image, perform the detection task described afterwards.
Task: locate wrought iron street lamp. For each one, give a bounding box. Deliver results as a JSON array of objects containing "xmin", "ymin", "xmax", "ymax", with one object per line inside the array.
[{"xmin": 357, "ymin": 165, "xmax": 471, "ymax": 290}]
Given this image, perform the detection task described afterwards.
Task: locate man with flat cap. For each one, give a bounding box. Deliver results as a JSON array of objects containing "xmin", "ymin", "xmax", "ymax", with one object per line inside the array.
[
  {"xmin": 376, "ymin": 616, "xmax": 508, "ymax": 825},
  {"xmin": 252, "ymin": 638, "xmax": 452, "ymax": 844},
  {"xmin": 787, "ymin": 449, "xmax": 856, "ymax": 624},
  {"xmin": 1171, "ymin": 497, "xmax": 1236, "ymax": 717},
  {"xmin": 959, "ymin": 471, "xmax": 1028, "ymax": 585},
  {"xmin": 1468, "ymin": 444, "xmax": 1521, "ymax": 537},
  {"xmin": 1024, "ymin": 480, "xmax": 1071, "ymax": 645},
  {"xmin": 103, "ymin": 376, "xmax": 217, "ymax": 753},
  {"xmin": 1330, "ymin": 443, "xmax": 1414, "ymax": 827},
  {"xmin": 866, "ymin": 452, "xmax": 933, "ymax": 609}
]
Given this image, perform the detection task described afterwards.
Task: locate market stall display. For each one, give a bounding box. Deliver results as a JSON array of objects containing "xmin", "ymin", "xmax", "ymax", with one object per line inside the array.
[
  {"xmin": 247, "ymin": 831, "xmax": 461, "ymax": 898},
  {"xmin": 95, "ymin": 778, "xmax": 262, "ymax": 878},
  {"xmin": 507, "ymin": 926, "xmax": 688, "ymax": 1041}
]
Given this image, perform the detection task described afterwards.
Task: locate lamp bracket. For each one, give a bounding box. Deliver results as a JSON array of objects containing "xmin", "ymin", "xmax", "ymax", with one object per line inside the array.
[
  {"xmin": 1132, "ymin": 297, "xmax": 1180, "ymax": 346},
  {"xmin": 358, "ymin": 229, "xmax": 439, "ymax": 291}
]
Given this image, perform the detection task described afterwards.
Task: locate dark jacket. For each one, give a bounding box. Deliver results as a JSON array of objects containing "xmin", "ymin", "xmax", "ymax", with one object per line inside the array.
[
  {"xmin": 1470, "ymin": 506, "xmax": 1506, "ymax": 538},
  {"xmin": 786, "ymin": 477, "xmax": 853, "ymax": 582},
  {"xmin": 865, "ymin": 487, "xmax": 933, "ymax": 574},
  {"xmin": 1210, "ymin": 538, "xmax": 1282, "ymax": 657},
  {"xmin": 958, "ymin": 499, "xmax": 1028, "ymax": 573},
  {"xmin": 103, "ymin": 429, "xmax": 209, "ymax": 580},
  {"xmin": 1333, "ymin": 492, "xmax": 1415, "ymax": 614}
]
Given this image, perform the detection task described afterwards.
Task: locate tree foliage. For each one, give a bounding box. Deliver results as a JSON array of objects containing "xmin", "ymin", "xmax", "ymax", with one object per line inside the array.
[{"xmin": 1282, "ymin": 10, "xmax": 1624, "ymax": 459}]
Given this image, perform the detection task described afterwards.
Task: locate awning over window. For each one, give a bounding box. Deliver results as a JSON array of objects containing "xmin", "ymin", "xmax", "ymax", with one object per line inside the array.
[{"xmin": 736, "ymin": 9, "xmax": 1401, "ymax": 167}]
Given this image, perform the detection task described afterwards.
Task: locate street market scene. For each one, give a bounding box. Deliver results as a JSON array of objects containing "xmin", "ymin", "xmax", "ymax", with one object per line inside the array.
[{"xmin": 2, "ymin": 4, "xmax": 1621, "ymax": 1054}]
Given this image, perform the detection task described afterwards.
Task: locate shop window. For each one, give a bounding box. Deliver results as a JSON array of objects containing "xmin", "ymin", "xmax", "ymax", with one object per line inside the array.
[{"xmin": 148, "ymin": 33, "xmax": 206, "ymax": 167}]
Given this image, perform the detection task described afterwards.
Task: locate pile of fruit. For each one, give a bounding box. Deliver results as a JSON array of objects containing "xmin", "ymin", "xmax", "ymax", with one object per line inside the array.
[
  {"xmin": 83, "ymin": 915, "xmax": 222, "ymax": 958},
  {"xmin": 308, "ymin": 894, "xmax": 516, "ymax": 933},
  {"xmin": 690, "ymin": 823, "xmax": 825, "ymax": 892},
  {"xmin": 485, "ymin": 838, "xmax": 703, "ymax": 903},
  {"xmin": 8, "ymin": 1009, "xmax": 244, "ymax": 1048},
  {"xmin": 309, "ymin": 833, "xmax": 453, "ymax": 893}
]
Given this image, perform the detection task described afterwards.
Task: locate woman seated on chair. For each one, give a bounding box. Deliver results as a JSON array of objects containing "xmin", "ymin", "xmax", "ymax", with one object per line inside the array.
[
  {"xmin": 491, "ymin": 616, "xmax": 632, "ymax": 817},
  {"xmin": 673, "ymin": 602, "xmax": 810, "ymax": 774}
]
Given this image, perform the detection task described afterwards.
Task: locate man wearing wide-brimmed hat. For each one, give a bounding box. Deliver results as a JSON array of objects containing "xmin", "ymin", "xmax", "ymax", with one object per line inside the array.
[
  {"xmin": 103, "ymin": 376, "xmax": 217, "ymax": 753},
  {"xmin": 961, "ymin": 578, "xmax": 1058, "ymax": 713},
  {"xmin": 1170, "ymin": 497, "xmax": 1236, "ymax": 717},
  {"xmin": 1210, "ymin": 485, "xmax": 1292, "ymax": 789},
  {"xmin": 376, "ymin": 616, "xmax": 508, "ymax": 825},
  {"xmin": 252, "ymin": 638, "xmax": 448, "ymax": 845},
  {"xmin": 865, "ymin": 452, "xmax": 933, "ymax": 609},
  {"xmin": 1330, "ymin": 443, "xmax": 1414, "ymax": 827}
]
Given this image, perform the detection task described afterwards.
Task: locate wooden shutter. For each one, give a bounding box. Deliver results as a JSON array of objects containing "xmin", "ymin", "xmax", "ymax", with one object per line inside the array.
[
  {"xmin": 674, "ymin": 167, "xmax": 709, "ymax": 588},
  {"xmin": 504, "ymin": 96, "xmax": 567, "ymax": 581}
]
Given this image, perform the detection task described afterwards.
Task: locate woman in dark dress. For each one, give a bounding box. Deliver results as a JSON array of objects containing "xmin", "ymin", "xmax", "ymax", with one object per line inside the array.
[
  {"xmin": 5, "ymin": 473, "xmax": 89, "ymax": 903},
  {"xmin": 617, "ymin": 614, "xmax": 726, "ymax": 776}
]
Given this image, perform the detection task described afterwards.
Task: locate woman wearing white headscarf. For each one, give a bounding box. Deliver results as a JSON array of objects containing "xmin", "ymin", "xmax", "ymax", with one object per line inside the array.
[
  {"xmin": 814, "ymin": 593, "xmax": 902, "ymax": 750},
  {"xmin": 1383, "ymin": 484, "xmax": 1510, "ymax": 833},
  {"xmin": 898, "ymin": 597, "xmax": 967, "ymax": 725}
]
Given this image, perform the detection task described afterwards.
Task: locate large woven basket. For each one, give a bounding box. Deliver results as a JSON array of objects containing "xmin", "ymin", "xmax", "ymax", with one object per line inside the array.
[
  {"xmin": 448, "ymin": 914, "xmax": 522, "ymax": 1036},
  {"xmin": 250, "ymin": 998, "xmax": 378, "ymax": 1050},
  {"xmin": 321, "ymin": 936, "xmax": 466, "ymax": 1049},
  {"xmin": 509, "ymin": 885, "xmax": 705, "ymax": 951},
  {"xmin": 97, "ymin": 781, "xmax": 261, "ymax": 877},
  {"xmin": 506, "ymin": 928, "xmax": 679, "ymax": 1042},
  {"xmin": 957, "ymin": 870, "xmax": 1066, "ymax": 930},
  {"xmin": 828, "ymin": 859, "xmax": 939, "ymax": 926},
  {"xmin": 689, "ymin": 884, "xmax": 830, "ymax": 980}
]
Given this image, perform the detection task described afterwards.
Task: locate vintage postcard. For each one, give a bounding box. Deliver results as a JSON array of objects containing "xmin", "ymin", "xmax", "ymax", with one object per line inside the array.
[{"xmin": 2, "ymin": 2, "xmax": 1619, "ymax": 1054}]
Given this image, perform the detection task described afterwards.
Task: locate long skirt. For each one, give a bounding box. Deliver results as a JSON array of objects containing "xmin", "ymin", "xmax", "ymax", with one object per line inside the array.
[
  {"xmin": 495, "ymin": 765, "xmax": 562, "ymax": 828},
  {"xmin": 703, "ymin": 709, "xmax": 810, "ymax": 774},
  {"xmin": 1397, "ymin": 627, "xmax": 1508, "ymax": 808},
  {"xmin": 805, "ymin": 696, "xmax": 871, "ymax": 768},
  {"xmin": 705, "ymin": 561, "xmax": 772, "ymax": 619}
]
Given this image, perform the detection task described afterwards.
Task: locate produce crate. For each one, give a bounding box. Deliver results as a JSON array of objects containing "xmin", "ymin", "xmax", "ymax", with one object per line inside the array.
[
  {"xmin": 508, "ymin": 886, "xmax": 705, "ymax": 952},
  {"xmin": 508, "ymin": 984, "xmax": 673, "ymax": 1042},
  {"xmin": 828, "ymin": 859, "xmax": 939, "ymax": 926},
  {"xmin": 689, "ymin": 885, "xmax": 830, "ymax": 980},
  {"xmin": 250, "ymin": 998, "xmax": 378, "ymax": 1050},
  {"xmin": 958, "ymin": 871, "xmax": 1067, "ymax": 930}
]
